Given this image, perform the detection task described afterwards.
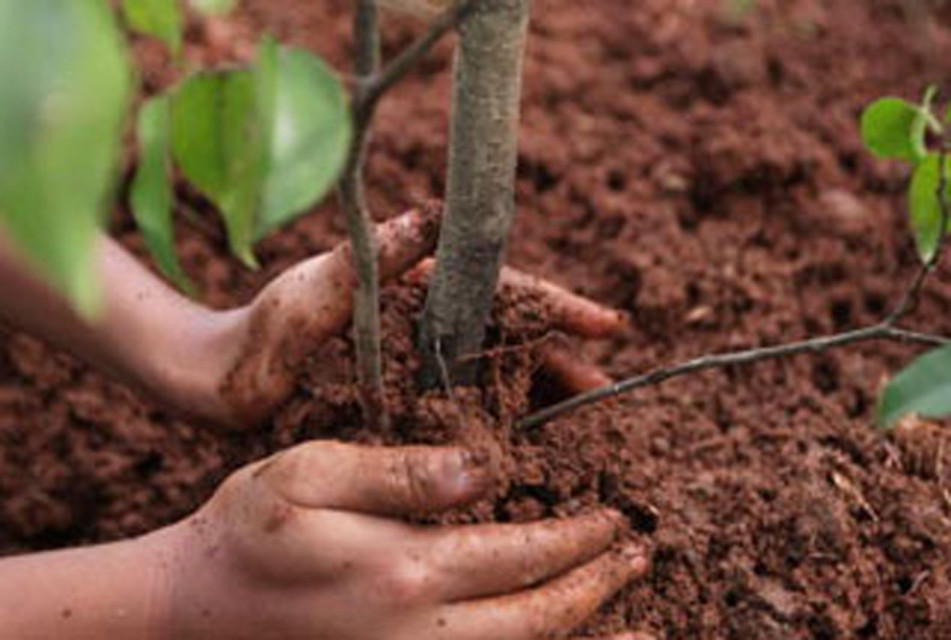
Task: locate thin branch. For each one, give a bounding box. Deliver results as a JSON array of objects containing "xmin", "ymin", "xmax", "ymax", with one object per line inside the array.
[
  {"xmin": 339, "ymin": 0, "xmax": 386, "ymax": 426},
  {"xmin": 339, "ymin": 0, "xmax": 473, "ymax": 426},
  {"xmin": 520, "ymin": 325, "xmax": 948, "ymax": 429},
  {"xmin": 360, "ymin": 0, "xmax": 477, "ymax": 113},
  {"xmin": 520, "ymin": 149, "xmax": 951, "ymax": 430}
]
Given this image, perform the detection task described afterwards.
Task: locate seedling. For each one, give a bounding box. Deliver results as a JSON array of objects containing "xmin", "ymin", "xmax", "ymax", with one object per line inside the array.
[{"xmin": 860, "ymin": 87, "xmax": 951, "ymax": 427}]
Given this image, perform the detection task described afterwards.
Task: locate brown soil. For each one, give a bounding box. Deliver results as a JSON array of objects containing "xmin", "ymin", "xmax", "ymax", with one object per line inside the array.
[{"xmin": 4, "ymin": 0, "xmax": 951, "ymax": 638}]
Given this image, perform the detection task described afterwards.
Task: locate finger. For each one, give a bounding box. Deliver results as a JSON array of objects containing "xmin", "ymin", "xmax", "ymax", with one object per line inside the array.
[
  {"xmin": 325, "ymin": 203, "xmax": 441, "ymax": 287},
  {"xmin": 376, "ymin": 202, "xmax": 442, "ymax": 281},
  {"xmin": 256, "ymin": 441, "xmax": 494, "ymax": 516},
  {"xmin": 433, "ymin": 542, "xmax": 649, "ymax": 640},
  {"xmin": 498, "ymin": 267, "xmax": 628, "ymax": 339},
  {"xmin": 541, "ymin": 345, "xmax": 613, "ymax": 394},
  {"xmin": 257, "ymin": 205, "xmax": 441, "ymax": 336},
  {"xmin": 404, "ymin": 260, "xmax": 627, "ymax": 339},
  {"xmin": 421, "ymin": 509, "xmax": 623, "ymax": 602}
]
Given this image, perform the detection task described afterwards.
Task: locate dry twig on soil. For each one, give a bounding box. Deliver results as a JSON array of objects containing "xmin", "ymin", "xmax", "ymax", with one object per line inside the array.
[{"xmin": 521, "ymin": 149, "xmax": 951, "ymax": 429}]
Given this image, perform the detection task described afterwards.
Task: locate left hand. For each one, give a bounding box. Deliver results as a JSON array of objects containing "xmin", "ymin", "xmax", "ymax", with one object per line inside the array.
[{"xmin": 169, "ymin": 210, "xmax": 626, "ymax": 429}]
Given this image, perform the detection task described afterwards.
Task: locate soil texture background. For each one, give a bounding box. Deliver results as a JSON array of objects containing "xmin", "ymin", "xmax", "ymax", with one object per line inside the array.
[{"xmin": 3, "ymin": 0, "xmax": 951, "ymax": 638}]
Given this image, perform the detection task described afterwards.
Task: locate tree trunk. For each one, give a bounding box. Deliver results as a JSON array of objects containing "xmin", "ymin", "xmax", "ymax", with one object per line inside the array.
[{"xmin": 418, "ymin": 0, "xmax": 530, "ymax": 387}]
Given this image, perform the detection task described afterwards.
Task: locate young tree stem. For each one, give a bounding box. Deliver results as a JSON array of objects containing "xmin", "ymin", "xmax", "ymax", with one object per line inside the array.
[
  {"xmin": 339, "ymin": 0, "xmax": 385, "ymax": 425},
  {"xmin": 338, "ymin": 0, "xmax": 477, "ymax": 424},
  {"xmin": 419, "ymin": 0, "xmax": 530, "ymax": 386}
]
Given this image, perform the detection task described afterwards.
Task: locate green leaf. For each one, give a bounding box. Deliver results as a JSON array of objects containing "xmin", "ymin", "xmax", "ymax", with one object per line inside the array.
[
  {"xmin": 131, "ymin": 97, "xmax": 193, "ymax": 292},
  {"xmin": 861, "ymin": 97, "xmax": 928, "ymax": 164},
  {"xmin": 0, "ymin": 0, "xmax": 131, "ymax": 316},
  {"xmin": 190, "ymin": 0, "xmax": 236, "ymax": 14},
  {"xmin": 170, "ymin": 70, "xmax": 265, "ymax": 266},
  {"xmin": 256, "ymin": 45, "xmax": 352, "ymax": 238},
  {"xmin": 878, "ymin": 344, "xmax": 951, "ymax": 429},
  {"xmin": 121, "ymin": 0, "xmax": 183, "ymax": 55},
  {"xmin": 169, "ymin": 44, "xmax": 350, "ymax": 265},
  {"xmin": 907, "ymin": 153, "xmax": 950, "ymax": 263}
]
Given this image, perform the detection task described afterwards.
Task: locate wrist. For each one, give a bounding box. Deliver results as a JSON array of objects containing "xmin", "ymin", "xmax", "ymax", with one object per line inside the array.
[
  {"xmin": 140, "ymin": 305, "xmax": 251, "ymax": 428},
  {"xmin": 0, "ymin": 529, "xmax": 177, "ymax": 639}
]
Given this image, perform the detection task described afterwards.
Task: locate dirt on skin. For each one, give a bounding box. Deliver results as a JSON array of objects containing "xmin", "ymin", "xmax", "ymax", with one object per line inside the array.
[{"xmin": 4, "ymin": 0, "xmax": 951, "ymax": 638}]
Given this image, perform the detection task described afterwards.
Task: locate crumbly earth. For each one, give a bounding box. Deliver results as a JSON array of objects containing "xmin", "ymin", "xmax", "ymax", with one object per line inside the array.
[{"xmin": 3, "ymin": 0, "xmax": 951, "ymax": 637}]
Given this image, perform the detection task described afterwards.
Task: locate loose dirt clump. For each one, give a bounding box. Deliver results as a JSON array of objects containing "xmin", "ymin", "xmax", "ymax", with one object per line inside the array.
[{"xmin": 3, "ymin": 0, "xmax": 951, "ymax": 638}]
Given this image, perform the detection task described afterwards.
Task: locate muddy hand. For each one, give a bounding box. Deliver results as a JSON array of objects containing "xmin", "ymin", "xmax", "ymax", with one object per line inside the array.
[
  {"xmin": 159, "ymin": 441, "xmax": 649, "ymax": 639},
  {"xmin": 212, "ymin": 207, "xmax": 441, "ymax": 428},
  {"xmin": 411, "ymin": 259, "xmax": 628, "ymax": 395}
]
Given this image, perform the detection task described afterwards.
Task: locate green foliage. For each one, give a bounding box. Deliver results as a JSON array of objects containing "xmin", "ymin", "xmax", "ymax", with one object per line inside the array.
[
  {"xmin": 862, "ymin": 87, "xmax": 951, "ymax": 427},
  {"xmin": 878, "ymin": 344, "xmax": 951, "ymax": 428},
  {"xmin": 121, "ymin": 0, "xmax": 183, "ymax": 55},
  {"xmin": 0, "ymin": 0, "xmax": 130, "ymax": 316},
  {"xmin": 158, "ymin": 41, "xmax": 351, "ymax": 268},
  {"xmin": 190, "ymin": 0, "xmax": 237, "ymax": 14},
  {"xmin": 860, "ymin": 97, "xmax": 929, "ymax": 164},
  {"xmin": 171, "ymin": 69, "xmax": 265, "ymax": 266},
  {"xmin": 131, "ymin": 97, "xmax": 193, "ymax": 292},
  {"xmin": 908, "ymin": 153, "xmax": 951, "ymax": 263},
  {"xmin": 860, "ymin": 87, "xmax": 947, "ymax": 265},
  {"xmin": 256, "ymin": 45, "xmax": 353, "ymax": 237}
]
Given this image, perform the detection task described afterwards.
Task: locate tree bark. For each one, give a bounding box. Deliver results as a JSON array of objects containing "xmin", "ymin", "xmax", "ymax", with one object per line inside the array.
[{"xmin": 419, "ymin": 0, "xmax": 530, "ymax": 387}]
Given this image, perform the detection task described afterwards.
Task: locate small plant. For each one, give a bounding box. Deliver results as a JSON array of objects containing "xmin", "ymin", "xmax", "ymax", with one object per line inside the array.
[{"xmin": 860, "ymin": 87, "xmax": 951, "ymax": 427}]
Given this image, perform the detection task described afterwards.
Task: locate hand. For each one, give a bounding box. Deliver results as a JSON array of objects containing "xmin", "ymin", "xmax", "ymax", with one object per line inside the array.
[
  {"xmin": 189, "ymin": 210, "xmax": 627, "ymax": 429},
  {"xmin": 409, "ymin": 259, "xmax": 628, "ymax": 394},
  {"xmin": 157, "ymin": 441, "xmax": 648, "ymax": 639}
]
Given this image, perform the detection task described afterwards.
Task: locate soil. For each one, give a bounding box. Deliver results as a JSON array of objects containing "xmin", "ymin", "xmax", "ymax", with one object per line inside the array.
[{"xmin": 4, "ymin": 0, "xmax": 951, "ymax": 638}]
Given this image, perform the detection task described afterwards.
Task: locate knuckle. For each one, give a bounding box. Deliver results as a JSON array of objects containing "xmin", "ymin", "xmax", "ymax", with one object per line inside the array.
[
  {"xmin": 373, "ymin": 554, "xmax": 434, "ymax": 608},
  {"xmin": 270, "ymin": 441, "xmax": 341, "ymax": 489}
]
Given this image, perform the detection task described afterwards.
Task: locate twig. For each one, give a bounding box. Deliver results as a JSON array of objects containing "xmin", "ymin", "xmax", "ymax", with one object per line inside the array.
[
  {"xmin": 520, "ymin": 149, "xmax": 951, "ymax": 430},
  {"xmin": 338, "ymin": 0, "xmax": 474, "ymax": 426},
  {"xmin": 339, "ymin": 0, "xmax": 386, "ymax": 426},
  {"xmin": 360, "ymin": 0, "xmax": 477, "ymax": 112},
  {"xmin": 521, "ymin": 325, "xmax": 948, "ymax": 429}
]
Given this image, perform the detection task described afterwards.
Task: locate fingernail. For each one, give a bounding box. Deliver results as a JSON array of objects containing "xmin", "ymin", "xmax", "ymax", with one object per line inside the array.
[
  {"xmin": 620, "ymin": 542, "xmax": 648, "ymax": 571},
  {"xmin": 446, "ymin": 449, "xmax": 492, "ymax": 494}
]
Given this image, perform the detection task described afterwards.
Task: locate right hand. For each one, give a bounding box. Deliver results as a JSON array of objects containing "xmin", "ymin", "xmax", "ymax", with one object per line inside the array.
[{"xmin": 158, "ymin": 441, "xmax": 649, "ymax": 639}]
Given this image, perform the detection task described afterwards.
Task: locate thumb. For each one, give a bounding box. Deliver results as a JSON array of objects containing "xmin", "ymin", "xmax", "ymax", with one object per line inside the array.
[
  {"xmin": 318, "ymin": 202, "xmax": 442, "ymax": 291},
  {"xmin": 260, "ymin": 441, "xmax": 494, "ymax": 516}
]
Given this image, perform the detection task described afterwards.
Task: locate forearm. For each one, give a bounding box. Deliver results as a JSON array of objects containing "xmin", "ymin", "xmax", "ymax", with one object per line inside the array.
[
  {"xmin": 0, "ymin": 233, "xmax": 247, "ymax": 423},
  {"xmin": 0, "ymin": 531, "xmax": 174, "ymax": 639}
]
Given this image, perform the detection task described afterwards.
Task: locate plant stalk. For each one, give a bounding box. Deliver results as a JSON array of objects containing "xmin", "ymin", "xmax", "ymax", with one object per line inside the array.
[
  {"xmin": 340, "ymin": 0, "xmax": 386, "ymax": 425},
  {"xmin": 419, "ymin": 0, "xmax": 531, "ymax": 387}
]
